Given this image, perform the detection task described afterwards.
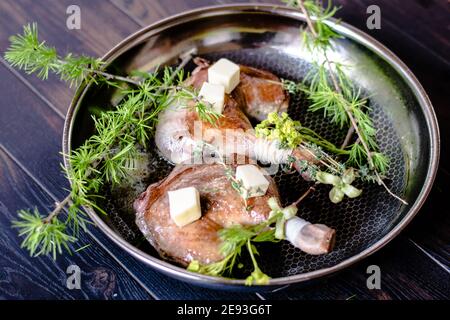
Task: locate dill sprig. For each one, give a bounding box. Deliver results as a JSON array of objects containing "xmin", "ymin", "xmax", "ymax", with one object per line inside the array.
[
  {"xmin": 254, "ymin": 112, "xmax": 370, "ymax": 202},
  {"xmin": 284, "ymin": 0, "xmax": 407, "ymax": 204},
  {"xmin": 12, "ymin": 207, "xmax": 77, "ymax": 260},
  {"xmin": 6, "ymin": 23, "xmax": 222, "ymax": 259},
  {"xmin": 12, "ymin": 70, "xmax": 184, "ymax": 259},
  {"xmin": 304, "ymin": 61, "xmax": 388, "ymax": 172},
  {"xmin": 4, "ymin": 23, "xmax": 138, "ymax": 87}
]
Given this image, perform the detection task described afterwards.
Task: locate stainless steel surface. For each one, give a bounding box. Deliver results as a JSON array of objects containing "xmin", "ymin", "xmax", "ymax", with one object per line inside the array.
[{"xmin": 63, "ymin": 4, "xmax": 439, "ymax": 289}]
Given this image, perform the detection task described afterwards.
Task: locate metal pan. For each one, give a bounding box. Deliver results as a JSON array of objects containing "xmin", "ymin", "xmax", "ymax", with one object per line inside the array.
[{"xmin": 63, "ymin": 4, "xmax": 439, "ymax": 290}]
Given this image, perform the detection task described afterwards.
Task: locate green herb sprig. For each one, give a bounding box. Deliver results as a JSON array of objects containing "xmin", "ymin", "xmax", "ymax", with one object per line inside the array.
[
  {"xmin": 255, "ymin": 111, "xmax": 368, "ymax": 203},
  {"xmin": 4, "ymin": 23, "xmax": 138, "ymax": 87},
  {"xmin": 283, "ymin": 0, "xmax": 407, "ymax": 205},
  {"xmin": 12, "ymin": 207, "xmax": 77, "ymax": 260},
  {"xmin": 6, "ymin": 23, "xmax": 221, "ymax": 259},
  {"xmin": 304, "ymin": 61, "xmax": 389, "ymax": 172},
  {"xmin": 13, "ymin": 70, "xmax": 185, "ymax": 258}
]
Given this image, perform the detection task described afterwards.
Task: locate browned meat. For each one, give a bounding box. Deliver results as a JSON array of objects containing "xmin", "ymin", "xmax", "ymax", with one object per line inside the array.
[
  {"xmin": 186, "ymin": 95, "xmax": 253, "ymax": 133},
  {"xmin": 184, "ymin": 57, "xmax": 209, "ymax": 89},
  {"xmin": 186, "ymin": 58, "xmax": 289, "ymax": 121},
  {"xmin": 154, "ymin": 57, "xmax": 315, "ymax": 166},
  {"xmin": 134, "ymin": 164, "xmax": 279, "ymax": 266},
  {"xmin": 233, "ymin": 65, "xmax": 289, "ymax": 121}
]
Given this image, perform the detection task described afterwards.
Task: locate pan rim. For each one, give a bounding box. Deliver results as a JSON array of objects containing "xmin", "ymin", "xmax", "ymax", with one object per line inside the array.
[{"xmin": 62, "ymin": 3, "xmax": 440, "ymax": 288}]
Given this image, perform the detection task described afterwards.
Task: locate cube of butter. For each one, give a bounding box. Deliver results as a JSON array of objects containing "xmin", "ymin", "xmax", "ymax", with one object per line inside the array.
[
  {"xmin": 168, "ymin": 187, "xmax": 202, "ymax": 227},
  {"xmin": 207, "ymin": 58, "xmax": 240, "ymax": 94},
  {"xmin": 198, "ymin": 82, "xmax": 225, "ymax": 114},
  {"xmin": 235, "ymin": 165, "xmax": 270, "ymax": 198}
]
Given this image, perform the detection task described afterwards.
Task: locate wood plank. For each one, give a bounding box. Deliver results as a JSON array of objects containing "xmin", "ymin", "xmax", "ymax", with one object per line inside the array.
[
  {"xmin": 0, "ymin": 0, "xmax": 141, "ymax": 114},
  {"xmin": 333, "ymin": 0, "xmax": 450, "ymax": 171},
  {"xmin": 110, "ymin": 0, "xmax": 273, "ymax": 27},
  {"xmin": 111, "ymin": 0, "xmax": 449, "ymax": 64},
  {"xmin": 0, "ymin": 146, "xmax": 152, "ymax": 300},
  {"xmin": 0, "ymin": 50, "xmax": 259, "ymax": 301},
  {"xmin": 405, "ymin": 174, "xmax": 450, "ymax": 268},
  {"xmin": 336, "ymin": 0, "xmax": 450, "ymax": 63}
]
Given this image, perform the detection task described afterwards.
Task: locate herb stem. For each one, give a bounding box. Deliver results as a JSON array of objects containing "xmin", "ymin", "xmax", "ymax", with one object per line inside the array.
[
  {"xmin": 297, "ymin": 0, "xmax": 407, "ymax": 204},
  {"xmin": 297, "ymin": 0, "xmax": 319, "ymax": 38},
  {"xmin": 43, "ymin": 194, "xmax": 72, "ymax": 224},
  {"xmin": 90, "ymin": 68, "xmax": 141, "ymax": 86},
  {"xmin": 247, "ymin": 239, "xmax": 258, "ymax": 269},
  {"xmin": 51, "ymin": 58, "xmax": 142, "ymax": 86},
  {"xmin": 302, "ymin": 145, "xmax": 339, "ymax": 174},
  {"xmin": 58, "ymin": 47, "xmax": 196, "ymax": 88},
  {"xmin": 375, "ymin": 171, "xmax": 408, "ymax": 205},
  {"xmin": 293, "ymin": 186, "xmax": 315, "ymax": 206},
  {"xmin": 343, "ymin": 99, "xmax": 373, "ymax": 164},
  {"xmin": 341, "ymin": 126, "xmax": 355, "ymax": 148}
]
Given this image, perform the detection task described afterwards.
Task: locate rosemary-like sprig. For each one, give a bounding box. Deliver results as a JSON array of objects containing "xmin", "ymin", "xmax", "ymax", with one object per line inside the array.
[
  {"xmin": 4, "ymin": 23, "xmax": 139, "ymax": 87},
  {"xmin": 6, "ymin": 23, "xmax": 221, "ymax": 259},
  {"xmin": 12, "ymin": 207, "xmax": 77, "ymax": 260},
  {"xmin": 12, "ymin": 71, "xmax": 183, "ymax": 259},
  {"xmin": 180, "ymin": 87, "xmax": 223, "ymax": 125},
  {"xmin": 283, "ymin": 0, "xmax": 407, "ymax": 204}
]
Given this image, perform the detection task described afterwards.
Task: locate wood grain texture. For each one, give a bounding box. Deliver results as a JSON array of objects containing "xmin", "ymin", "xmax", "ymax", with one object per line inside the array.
[
  {"xmin": 110, "ymin": 0, "xmax": 267, "ymax": 26},
  {"xmin": 262, "ymin": 237, "xmax": 449, "ymax": 300},
  {"xmin": 0, "ymin": 0, "xmax": 141, "ymax": 114},
  {"xmin": 336, "ymin": 0, "xmax": 450, "ymax": 63},
  {"xmin": 0, "ymin": 0, "xmax": 448, "ymax": 300},
  {"xmin": 333, "ymin": 0, "xmax": 450, "ymax": 172},
  {"xmin": 0, "ymin": 147, "xmax": 152, "ymax": 300}
]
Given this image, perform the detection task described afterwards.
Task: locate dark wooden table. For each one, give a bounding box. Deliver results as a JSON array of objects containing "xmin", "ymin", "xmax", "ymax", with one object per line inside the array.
[{"xmin": 0, "ymin": 0, "xmax": 448, "ymax": 300}]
